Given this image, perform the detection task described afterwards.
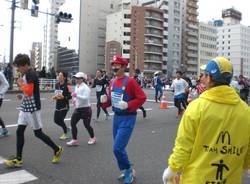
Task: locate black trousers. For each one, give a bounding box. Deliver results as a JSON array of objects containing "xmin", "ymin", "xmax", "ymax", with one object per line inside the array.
[
  {"xmin": 0, "ymin": 99, "xmax": 6, "ymax": 128},
  {"xmin": 54, "ymin": 109, "xmax": 68, "ymax": 133},
  {"xmin": 70, "ymin": 107, "xmax": 94, "ymax": 139}
]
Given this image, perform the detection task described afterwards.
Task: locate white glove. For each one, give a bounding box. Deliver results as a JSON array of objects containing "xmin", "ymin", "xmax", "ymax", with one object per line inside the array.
[
  {"xmin": 162, "ymin": 167, "xmax": 177, "ymax": 184},
  {"xmin": 245, "ymin": 169, "xmax": 250, "ymax": 178},
  {"xmin": 100, "ymin": 95, "xmax": 107, "ymax": 103},
  {"xmin": 117, "ymin": 100, "xmax": 128, "ymax": 110}
]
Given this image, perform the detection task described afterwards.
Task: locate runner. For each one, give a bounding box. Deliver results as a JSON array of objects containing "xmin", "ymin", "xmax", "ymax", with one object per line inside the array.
[
  {"xmin": 52, "ymin": 71, "xmax": 71, "ymax": 140},
  {"xmin": 153, "ymin": 71, "xmax": 163, "ymax": 103},
  {"xmin": 0, "ymin": 70, "xmax": 10, "ymax": 137},
  {"xmin": 101, "ymin": 55, "xmax": 146, "ymax": 184},
  {"xmin": 162, "ymin": 57, "xmax": 250, "ymax": 184},
  {"xmin": 4, "ymin": 54, "xmax": 63, "ymax": 168},
  {"xmin": 171, "ymin": 71, "xmax": 189, "ymax": 117},
  {"xmin": 133, "ymin": 69, "xmax": 146, "ymax": 118},
  {"xmin": 92, "ymin": 69, "xmax": 109, "ymax": 121},
  {"xmin": 66, "ymin": 72, "xmax": 96, "ymax": 146}
]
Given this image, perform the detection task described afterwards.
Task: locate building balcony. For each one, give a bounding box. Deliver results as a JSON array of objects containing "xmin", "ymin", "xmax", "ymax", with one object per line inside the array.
[
  {"xmin": 144, "ymin": 60, "xmax": 162, "ymax": 64},
  {"xmin": 187, "ymin": 45, "xmax": 198, "ymax": 50},
  {"xmin": 144, "ymin": 50, "xmax": 163, "ymax": 55},
  {"xmin": 145, "ymin": 24, "xmax": 163, "ymax": 30},
  {"xmin": 187, "ymin": 23, "xmax": 198, "ymax": 30},
  {"xmin": 163, "ymin": 56, "xmax": 168, "ymax": 61},
  {"xmin": 187, "ymin": 2, "xmax": 199, "ymax": 9},
  {"xmin": 187, "ymin": 9, "xmax": 199, "ymax": 16},
  {"xmin": 144, "ymin": 33, "xmax": 163, "ymax": 38},
  {"xmin": 163, "ymin": 39, "xmax": 168, "ymax": 44},
  {"xmin": 145, "ymin": 16, "xmax": 163, "ymax": 22},
  {"xmin": 187, "ymin": 60, "xmax": 197, "ymax": 65},
  {"xmin": 163, "ymin": 22, "xmax": 168, "ymax": 27},
  {"xmin": 161, "ymin": 5, "xmax": 169, "ymax": 10},
  {"xmin": 163, "ymin": 13, "xmax": 168, "ymax": 19},
  {"xmin": 187, "ymin": 16, "xmax": 198, "ymax": 23},
  {"xmin": 162, "ymin": 65, "xmax": 167, "ymax": 70},
  {"xmin": 187, "ymin": 52, "xmax": 198, "ymax": 58},
  {"xmin": 187, "ymin": 30, "xmax": 198, "ymax": 36},
  {"xmin": 163, "ymin": 48, "xmax": 168, "ymax": 53},
  {"xmin": 144, "ymin": 42, "xmax": 163, "ymax": 47},
  {"xmin": 187, "ymin": 37, "xmax": 198, "ymax": 44}
]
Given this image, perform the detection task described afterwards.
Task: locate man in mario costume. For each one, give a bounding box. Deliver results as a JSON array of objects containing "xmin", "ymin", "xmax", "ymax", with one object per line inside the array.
[{"xmin": 101, "ymin": 55, "xmax": 146, "ymax": 184}]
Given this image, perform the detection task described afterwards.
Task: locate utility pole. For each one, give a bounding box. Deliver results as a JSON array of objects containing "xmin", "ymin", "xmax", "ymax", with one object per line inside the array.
[{"xmin": 9, "ymin": 0, "xmax": 16, "ymax": 89}]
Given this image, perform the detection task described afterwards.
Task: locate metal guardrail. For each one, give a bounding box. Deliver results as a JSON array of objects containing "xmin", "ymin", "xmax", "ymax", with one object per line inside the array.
[{"xmin": 12, "ymin": 78, "xmax": 58, "ymax": 91}]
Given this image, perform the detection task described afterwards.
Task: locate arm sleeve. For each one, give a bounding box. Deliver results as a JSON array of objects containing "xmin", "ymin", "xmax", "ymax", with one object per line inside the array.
[
  {"xmin": 127, "ymin": 78, "xmax": 147, "ymax": 112},
  {"xmin": 0, "ymin": 72, "xmax": 9, "ymax": 95},
  {"xmin": 168, "ymin": 102, "xmax": 199, "ymax": 172},
  {"xmin": 18, "ymin": 82, "xmax": 34, "ymax": 96},
  {"xmin": 76, "ymin": 85, "xmax": 90, "ymax": 100}
]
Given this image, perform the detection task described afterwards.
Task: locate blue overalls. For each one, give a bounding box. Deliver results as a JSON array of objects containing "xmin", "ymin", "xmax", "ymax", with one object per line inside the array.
[{"xmin": 111, "ymin": 76, "xmax": 136, "ymax": 171}]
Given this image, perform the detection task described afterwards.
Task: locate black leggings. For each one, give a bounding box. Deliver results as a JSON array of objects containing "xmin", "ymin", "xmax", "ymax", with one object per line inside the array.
[
  {"xmin": 70, "ymin": 107, "xmax": 94, "ymax": 139},
  {"xmin": 0, "ymin": 99, "xmax": 5, "ymax": 128},
  {"xmin": 96, "ymin": 95, "xmax": 108, "ymax": 119},
  {"xmin": 54, "ymin": 109, "xmax": 68, "ymax": 133},
  {"xmin": 174, "ymin": 98, "xmax": 187, "ymax": 113},
  {"xmin": 16, "ymin": 125, "xmax": 59, "ymax": 160}
]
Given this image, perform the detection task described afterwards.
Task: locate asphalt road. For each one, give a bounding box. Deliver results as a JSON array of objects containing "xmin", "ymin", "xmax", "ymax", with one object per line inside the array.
[{"xmin": 0, "ymin": 89, "xmax": 248, "ymax": 184}]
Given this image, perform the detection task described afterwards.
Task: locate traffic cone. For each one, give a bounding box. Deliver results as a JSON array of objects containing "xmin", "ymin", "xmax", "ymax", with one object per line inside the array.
[{"xmin": 160, "ymin": 93, "xmax": 167, "ymax": 109}]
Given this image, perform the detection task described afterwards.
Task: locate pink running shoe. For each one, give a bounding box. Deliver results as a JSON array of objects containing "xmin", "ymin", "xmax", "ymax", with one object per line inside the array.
[
  {"xmin": 66, "ymin": 139, "xmax": 79, "ymax": 146},
  {"xmin": 88, "ymin": 137, "xmax": 96, "ymax": 145}
]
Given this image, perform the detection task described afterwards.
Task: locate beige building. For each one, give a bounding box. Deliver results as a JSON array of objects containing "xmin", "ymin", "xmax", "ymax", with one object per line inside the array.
[
  {"xmin": 181, "ymin": 0, "xmax": 199, "ymax": 76},
  {"xmin": 198, "ymin": 22, "xmax": 217, "ymax": 76}
]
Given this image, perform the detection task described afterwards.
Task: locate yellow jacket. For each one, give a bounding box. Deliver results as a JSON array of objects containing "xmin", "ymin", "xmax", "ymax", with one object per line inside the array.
[{"xmin": 168, "ymin": 85, "xmax": 250, "ymax": 184}]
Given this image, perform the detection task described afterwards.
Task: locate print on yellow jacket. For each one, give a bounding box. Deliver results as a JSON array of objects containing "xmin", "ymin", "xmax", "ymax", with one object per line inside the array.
[{"xmin": 168, "ymin": 85, "xmax": 250, "ymax": 184}]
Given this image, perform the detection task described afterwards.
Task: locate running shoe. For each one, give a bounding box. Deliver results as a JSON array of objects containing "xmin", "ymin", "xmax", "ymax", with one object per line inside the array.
[
  {"xmin": 87, "ymin": 137, "xmax": 96, "ymax": 145},
  {"xmin": 0, "ymin": 128, "xmax": 9, "ymax": 137},
  {"xmin": 66, "ymin": 139, "xmax": 80, "ymax": 146},
  {"xmin": 118, "ymin": 168, "xmax": 136, "ymax": 181},
  {"xmin": 124, "ymin": 168, "xmax": 135, "ymax": 184},
  {"xmin": 52, "ymin": 146, "xmax": 63, "ymax": 163},
  {"xmin": 4, "ymin": 157, "xmax": 23, "ymax": 168},
  {"xmin": 59, "ymin": 133, "xmax": 69, "ymax": 140}
]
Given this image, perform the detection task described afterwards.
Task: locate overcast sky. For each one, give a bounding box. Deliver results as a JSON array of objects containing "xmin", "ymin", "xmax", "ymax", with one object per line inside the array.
[{"xmin": 0, "ymin": 0, "xmax": 250, "ymax": 63}]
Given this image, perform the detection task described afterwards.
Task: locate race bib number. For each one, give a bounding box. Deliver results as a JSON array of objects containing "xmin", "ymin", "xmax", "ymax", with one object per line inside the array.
[{"xmin": 111, "ymin": 91, "xmax": 123, "ymax": 108}]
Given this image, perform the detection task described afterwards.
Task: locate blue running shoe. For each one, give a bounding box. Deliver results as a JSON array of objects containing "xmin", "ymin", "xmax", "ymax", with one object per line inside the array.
[{"xmin": 124, "ymin": 168, "xmax": 134, "ymax": 184}]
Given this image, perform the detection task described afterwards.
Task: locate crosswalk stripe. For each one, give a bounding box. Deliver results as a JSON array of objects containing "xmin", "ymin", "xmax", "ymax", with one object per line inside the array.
[
  {"xmin": 0, "ymin": 170, "xmax": 38, "ymax": 184},
  {"xmin": 3, "ymin": 99, "xmax": 11, "ymax": 102}
]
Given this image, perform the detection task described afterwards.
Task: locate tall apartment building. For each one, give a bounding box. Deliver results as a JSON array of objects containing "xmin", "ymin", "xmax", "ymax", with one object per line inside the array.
[
  {"xmin": 162, "ymin": 0, "xmax": 182, "ymax": 77},
  {"xmin": 198, "ymin": 22, "xmax": 217, "ymax": 76},
  {"xmin": 47, "ymin": 0, "xmax": 65, "ymax": 71},
  {"xmin": 57, "ymin": 46, "xmax": 79, "ymax": 74},
  {"xmin": 181, "ymin": 0, "xmax": 199, "ymax": 76},
  {"xmin": 105, "ymin": 0, "xmax": 138, "ymax": 75},
  {"xmin": 129, "ymin": 6, "xmax": 164, "ymax": 77},
  {"xmin": 30, "ymin": 42, "xmax": 42, "ymax": 70},
  {"xmin": 217, "ymin": 8, "xmax": 250, "ymax": 78}
]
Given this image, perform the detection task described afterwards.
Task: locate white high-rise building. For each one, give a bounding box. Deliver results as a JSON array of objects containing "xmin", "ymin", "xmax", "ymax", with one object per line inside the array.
[
  {"xmin": 105, "ymin": 0, "xmax": 138, "ymax": 73},
  {"xmin": 217, "ymin": 8, "xmax": 250, "ymax": 78},
  {"xmin": 79, "ymin": 0, "xmax": 134, "ymax": 76},
  {"xmin": 198, "ymin": 22, "xmax": 217, "ymax": 76},
  {"xmin": 47, "ymin": 0, "xmax": 65, "ymax": 71}
]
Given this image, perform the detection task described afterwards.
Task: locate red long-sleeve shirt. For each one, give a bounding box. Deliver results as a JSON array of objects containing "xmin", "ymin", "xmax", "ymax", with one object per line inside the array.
[{"xmin": 103, "ymin": 76, "xmax": 146, "ymax": 112}]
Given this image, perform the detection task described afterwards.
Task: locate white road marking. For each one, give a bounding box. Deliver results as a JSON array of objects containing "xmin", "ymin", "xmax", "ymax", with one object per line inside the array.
[
  {"xmin": 6, "ymin": 124, "xmax": 18, "ymax": 128},
  {"xmin": 0, "ymin": 156, "xmax": 5, "ymax": 164},
  {"xmin": 64, "ymin": 108, "xmax": 153, "ymax": 121},
  {"xmin": 0, "ymin": 170, "xmax": 38, "ymax": 184},
  {"xmin": 3, "ymin": 99, "xmax": 11, "ymax": 102}
]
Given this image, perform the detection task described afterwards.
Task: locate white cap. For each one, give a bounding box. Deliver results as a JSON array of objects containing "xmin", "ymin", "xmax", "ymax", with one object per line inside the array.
[{"xmin": 73, "ymin": 72, "xmax": 87, "ymax": 80}]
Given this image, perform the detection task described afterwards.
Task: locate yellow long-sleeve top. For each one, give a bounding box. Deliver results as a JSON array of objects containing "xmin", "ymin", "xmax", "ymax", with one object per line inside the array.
[{"xmin": 168, "ymin": 85, "xmax": 250, "ymax": 184}]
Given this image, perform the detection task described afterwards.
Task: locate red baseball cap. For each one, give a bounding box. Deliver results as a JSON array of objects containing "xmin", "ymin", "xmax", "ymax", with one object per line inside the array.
[{"xmin": 111, "ymin": 55, "xmax": 128, "ymax": 66}]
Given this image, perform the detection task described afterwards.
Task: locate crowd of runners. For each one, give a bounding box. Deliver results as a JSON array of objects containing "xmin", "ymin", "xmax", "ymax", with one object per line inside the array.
[{"xmin": 0, "ymin": 54, "xmax": 250, "ymax": 184}]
